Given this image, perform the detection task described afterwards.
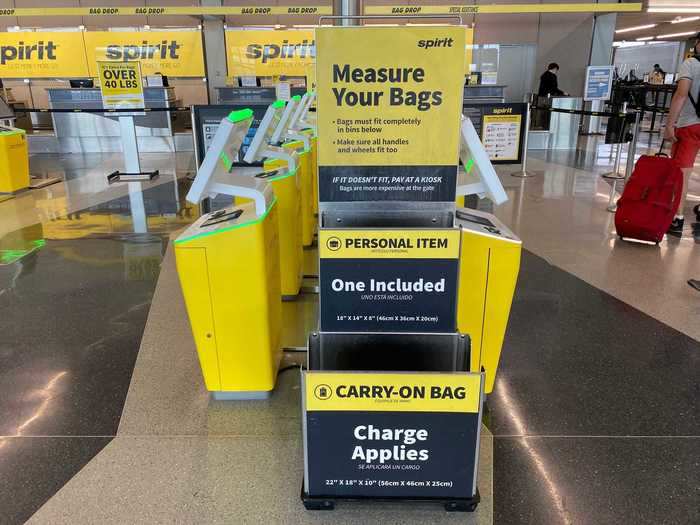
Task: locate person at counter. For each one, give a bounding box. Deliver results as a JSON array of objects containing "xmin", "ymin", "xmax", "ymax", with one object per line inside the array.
[
  {"xmin": 537, "ymin": 62, "xmax": 568, "ymax": 97},
  {"xmin": 649, "ymin": 64, "xmax": 666, "ymax": 85}
]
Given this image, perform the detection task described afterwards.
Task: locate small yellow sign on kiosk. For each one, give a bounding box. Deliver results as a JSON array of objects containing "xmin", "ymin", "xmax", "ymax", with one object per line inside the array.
[{"xmin": 97, "ymin": 61, "xmax": 144, "ymax": 111}]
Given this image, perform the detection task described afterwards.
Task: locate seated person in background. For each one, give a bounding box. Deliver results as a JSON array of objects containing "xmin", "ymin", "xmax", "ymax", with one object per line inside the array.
[{"xmin": 537, "ymin": 63, "xmax": 568, "ymax": 97}]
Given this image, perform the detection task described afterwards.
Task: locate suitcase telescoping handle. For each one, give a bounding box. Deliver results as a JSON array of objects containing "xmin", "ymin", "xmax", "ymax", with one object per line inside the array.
[{"xmin": 657, "ymin": 139, "xmax": 669, "ymax": 158}]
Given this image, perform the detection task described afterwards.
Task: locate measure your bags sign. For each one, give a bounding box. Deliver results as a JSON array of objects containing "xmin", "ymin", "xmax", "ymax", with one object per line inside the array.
[
  {"xmin": 97, "ymin": 61, "xmax": 144, "ymax": 110},
  {"xmin": 316, "ymin": 25, "xmax": 465, "ymax": 203},
  {"xmin": 303, "ymin": 371, "xmax": 483, "ymax": 499},
  {"xmin": 319, "ymin": 229, "xmax": 460, "ymax": 332}
]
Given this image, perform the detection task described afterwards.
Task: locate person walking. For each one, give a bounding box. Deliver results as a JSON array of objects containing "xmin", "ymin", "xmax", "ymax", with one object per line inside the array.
[{"xmin": 663, "ymin": 33, "xmax": 700, "ymax": 235}]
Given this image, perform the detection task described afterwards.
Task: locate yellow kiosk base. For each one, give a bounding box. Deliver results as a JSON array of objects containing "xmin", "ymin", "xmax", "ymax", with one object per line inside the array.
[
  {"xmin": 281, "ymin": 140, "xmax": 315, "ymax": 247},
  {"xmin": 310, "ymin": 135, "xmax": 319, "ymax": 216},
  {"xmin": 240, "ymin": 164, "xmax": 303, "ymax": 299},
  {"xmin": 174, "ymin": 200, "xmax": 282, "ymax": 399},
  {"xmin": 456, "ymin": 208, "xmax": 521, "ymax": 394},
  {"xmin": 0, "ymin": 128, "xmax": 30, "ymax": 194}
]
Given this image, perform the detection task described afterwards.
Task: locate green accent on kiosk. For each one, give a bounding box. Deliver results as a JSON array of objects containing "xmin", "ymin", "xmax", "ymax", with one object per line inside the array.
[{"xmin": 227, "ymin": 108, "xmax": 254, "ymax": 123}]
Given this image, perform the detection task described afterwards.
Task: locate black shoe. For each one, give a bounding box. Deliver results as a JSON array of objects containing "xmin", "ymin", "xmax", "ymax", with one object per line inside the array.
[
  {"xmin": 668, "ymin": 217, "xmax": 684, "ymax": 235},
  {"xmin": 689, "ymin": 279, "xmax": 700, "ymax": 292}
]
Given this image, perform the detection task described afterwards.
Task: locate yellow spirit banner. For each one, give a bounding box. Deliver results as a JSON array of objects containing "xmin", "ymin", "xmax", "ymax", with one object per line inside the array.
[
  {"xmin": 0, "ymin": 32, "xmax": 88, "ymax": 78},
  {"xmin": 225, "ymin": 29, "xmax": 315, "ymax": 77},
  {"xmin": 85, "ymin": 31, "xmax": 204, "ymax": 77}
]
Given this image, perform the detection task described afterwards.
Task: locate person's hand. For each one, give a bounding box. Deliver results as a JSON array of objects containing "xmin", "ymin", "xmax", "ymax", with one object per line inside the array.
[{"xmin": 663, "ymin": 125, "xmax": 677, "ymax": 142}]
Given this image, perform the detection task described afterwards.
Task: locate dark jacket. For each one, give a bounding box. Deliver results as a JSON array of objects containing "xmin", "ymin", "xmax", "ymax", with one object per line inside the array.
[{"xmin": 538, "ymin": 70, "xmax": 565, "ymax": 97}]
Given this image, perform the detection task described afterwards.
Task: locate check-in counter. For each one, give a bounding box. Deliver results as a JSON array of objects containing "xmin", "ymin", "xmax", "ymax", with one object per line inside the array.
[
  {"xmin": 528, "ymin": 96, "xmax": 582, "ymax": 151},
  {"xmin": 48, "ymin": 87, "xmax": 180, "ymax": 153},
  {"xmin": 463, "ymin": 84, "xmax": 506, "ymax": 104}
]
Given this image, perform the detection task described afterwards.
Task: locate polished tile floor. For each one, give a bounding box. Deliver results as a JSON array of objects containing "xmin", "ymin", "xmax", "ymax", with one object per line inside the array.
[{"xmin": 0, "ymin": 137, "xmax": 698, "ymax": 524}]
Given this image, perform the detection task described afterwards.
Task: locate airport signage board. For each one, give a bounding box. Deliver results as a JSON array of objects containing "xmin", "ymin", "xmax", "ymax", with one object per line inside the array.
[
  {"xmin": 319, "ymin": 229, "xmax": 460, "ymax": 333},
  {"xmin": 97, "ymin": 61, "xmax": 144, "ymax": 111},
  {"xmin": 0, "ymin": 6, "xmax": 333, "ymax": 17},
  {"xmin": 0, "ymin": 32, "xmax": 88, "ymax": 78},
  {"xmin": 303, "ymin": 371, "xmax": 483, "ymax": 499},
  {"xmin": 364, "ymin": 4, "xmax": 642, "ymax": 15},
  {"xmin": 85, "ymin": 31, "xmax": 205, "ymax": 77},
  {"xmin": 0, "ymin": 4, "xmax": 640, "ymax": 18},
  {"xmin": 225, "ymin": 29, "xmax": 315, "ymax": 77},
  {"xmin": 315, "ymin": 25, "xmax": 465, "ymax": 203},
  {"xmin": 462, "ymin": 103, "xmax": 527, "ymax": 164},
  {"xmin": 583, "ymin": 66, "xmax": 614, "ymax": 102},
  {"xmin": 0, "ymin": 31, "xmax": 205, "ymax": 78}
]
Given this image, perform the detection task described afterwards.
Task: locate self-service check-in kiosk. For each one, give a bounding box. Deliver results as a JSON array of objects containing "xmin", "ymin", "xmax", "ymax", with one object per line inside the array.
[
  {"xmin": 242, "ymin": 100, "xmax": 304, "ymax": 298},
  {"xmin": 174, "ymin": 109, "xmax": 282, "ymax": 399},
  {"xmin": 456, "ymin": 115, "xmax": 521, "ymax": 394}
]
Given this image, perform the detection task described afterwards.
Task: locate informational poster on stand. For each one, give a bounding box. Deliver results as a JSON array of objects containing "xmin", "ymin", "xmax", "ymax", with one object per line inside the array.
[
  {"xmin": 97, "ymin": 61, "xmax": 144, "ymax": 115},
  {"xmin": 303, "ymin": 371, "xmax": 483, "ymax": 499},
  {"xmin": 482, "ymin": 112, "xmax": 521, "ymax": 162},
  {"xmin": 583, "ymin": 66, "xmax": 614, "ymax": 102},
  {"xmin": 316, "ymin": 26, "xmax": 465, "ymax": 202},
  {"xmin": 462, "ymin": 103, "xmax": 526, "ymax": 164},
  {"xmin": 319, "ymin": 229, "xmax": 460, "ymax": 332}
]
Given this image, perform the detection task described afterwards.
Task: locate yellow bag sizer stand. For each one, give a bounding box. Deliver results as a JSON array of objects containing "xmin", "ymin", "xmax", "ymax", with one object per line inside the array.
[
  {"xmin": 175, "ymin": 108, "xmax": 283, "ymax": 399},
  {"xmin": 456, "ymin": 208, "xmax": 521, "ymax": 394},
  {"xmin": 0, "ymin": 127, "xmax": 29, "ymax": 194}
]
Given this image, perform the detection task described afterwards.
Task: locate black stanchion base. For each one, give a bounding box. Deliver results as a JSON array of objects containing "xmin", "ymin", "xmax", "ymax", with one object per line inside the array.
[
  {"xmin": 107, "ymin": 170, "xmax": 159, "ymax": 184},
  {"xmin": 301, "ymin": 483, "xmax": 480, "ymax": 512}
]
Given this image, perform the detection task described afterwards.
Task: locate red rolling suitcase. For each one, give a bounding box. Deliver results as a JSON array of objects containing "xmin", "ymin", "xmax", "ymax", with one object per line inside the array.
[{"xmin": 614, "ymin": 146, "xmax": 683, "ymax": 244}]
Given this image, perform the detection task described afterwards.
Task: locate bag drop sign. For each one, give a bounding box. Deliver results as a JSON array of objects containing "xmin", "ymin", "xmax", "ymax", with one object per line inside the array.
[
  {"xmin": 315, "ymin": 26, "xmax": 465, "ymax": 202},
  {"xmin": 303, "ymin": 371, "xmax": 483, "ymax": 499},
  {"xmin": 319, "ymin": 229, "xmax": 460, "ymax": 332}
]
